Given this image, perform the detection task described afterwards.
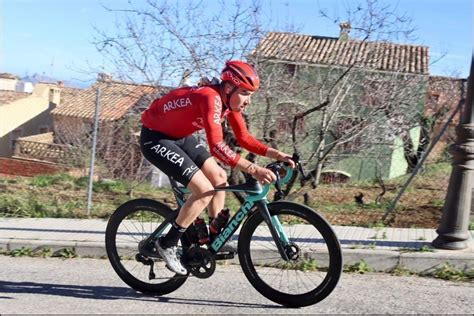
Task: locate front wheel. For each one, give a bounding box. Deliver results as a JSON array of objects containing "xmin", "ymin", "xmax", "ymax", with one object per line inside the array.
[
  {"xmin": 105, "ymin": 198, "xmax": 188, "ymax": 295},
  {"xmin": 238, "ymin": 201, "xmax": 342, "ymax": 307}
]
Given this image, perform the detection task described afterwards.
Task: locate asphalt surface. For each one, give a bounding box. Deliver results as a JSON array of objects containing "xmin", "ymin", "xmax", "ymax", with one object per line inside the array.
[{"xmin": 0, "ymin": 256, "xmax": 473, "ymax": 314}]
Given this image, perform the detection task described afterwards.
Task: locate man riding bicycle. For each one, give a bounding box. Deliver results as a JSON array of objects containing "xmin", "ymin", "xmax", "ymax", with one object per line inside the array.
[{"xmin": 140, "ymin": 60, "xmax": 295, "ymax": 275}]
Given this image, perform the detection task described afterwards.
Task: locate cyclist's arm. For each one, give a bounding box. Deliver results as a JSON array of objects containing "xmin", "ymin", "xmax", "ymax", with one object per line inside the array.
[
  {"xmin": 227, "ymin": 110, "xmax": 268, "ymax": 155},
  {"xmin": 200, "ymin": 94, "xmax": 240, "ymax": 167},
  {"xmin": 234, "ymin": 156, "xmax": 276, "ymax": 184},
  {"xmin": 228, "ymin": 111, "xmax": 295, "ymax": 168},
  {"xmin": 200, "ymin": 95, "xmax": 275, "ymax": 183}
]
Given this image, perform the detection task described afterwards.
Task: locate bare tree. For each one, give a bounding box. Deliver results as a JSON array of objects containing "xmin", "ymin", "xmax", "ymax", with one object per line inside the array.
[
  {"xmin": 89, "ymin": 0, "xmax": 446, "ymax": 207},
  {"xmin": 246, "ymin": 0, "xmax": 426, "ymax": 201},
  {"xmin": 92, "ymin": 0, "xmax": 272, "ymax": 85},
  {"xmin": 90, "ymin": 0, "xmax": 297, "ymax": 199}
]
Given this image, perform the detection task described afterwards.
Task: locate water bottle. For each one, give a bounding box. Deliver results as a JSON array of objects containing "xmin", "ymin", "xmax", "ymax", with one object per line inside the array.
[
  {"xmin": 209, "ymin": 208, "xmax": 230, "ymax": 235},
  {"xmin": 193, "ymin": 217, "xmax": 210, "ymax": 245}
]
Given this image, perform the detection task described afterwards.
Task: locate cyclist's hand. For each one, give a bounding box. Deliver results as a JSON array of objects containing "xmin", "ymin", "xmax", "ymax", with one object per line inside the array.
[
  {"xmin": 277, "ymin": 152, "xmax": 296, "ymax": 168},
  {"xmin": 248, "ymin": 164, "xmax": 276, "ymax": 184}
]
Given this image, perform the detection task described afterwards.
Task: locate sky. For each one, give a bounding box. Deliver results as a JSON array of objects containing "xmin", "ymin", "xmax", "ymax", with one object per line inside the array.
[{"xmin": 1, "ymin": 0, "xmax": 472, "ymax": 87}]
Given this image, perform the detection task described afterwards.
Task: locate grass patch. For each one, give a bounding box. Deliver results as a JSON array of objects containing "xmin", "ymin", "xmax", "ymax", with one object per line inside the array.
[
  {"xmin": 1, "ymin": 247, "xmax": 78, "ymax": 258},
  {"xmin": 422, "ymin": 263, "xmax": 474, "ymax": 282},
  {"xmin": 0, "ymin": 174, "xmax": 175, "ymax": 219},
  {"xmin": 344, "ymin": 260, "xmax": 374, "ymax": 274},
  {"xmin": 0, "ymin": 161, "xmax": 453, "ymax": 229}
]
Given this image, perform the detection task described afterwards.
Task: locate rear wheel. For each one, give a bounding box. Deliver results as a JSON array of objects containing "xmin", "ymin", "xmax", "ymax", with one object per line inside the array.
[
  {"xmin": 238, "ymin": 201, "xmax": 342, "ymax": 307},
  {"xmin": 105, "ymin": 198, "xmax": 188, "ymax": 295}
]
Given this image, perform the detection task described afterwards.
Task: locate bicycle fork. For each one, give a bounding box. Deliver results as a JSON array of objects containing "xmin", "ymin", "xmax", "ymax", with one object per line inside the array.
[{"xmin": 256, "ymin": 201, "xmax": 291, "ymax": 261}]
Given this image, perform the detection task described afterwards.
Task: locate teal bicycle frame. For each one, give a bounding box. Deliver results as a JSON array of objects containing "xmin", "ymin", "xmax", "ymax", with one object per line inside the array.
[{"xmin": 149, "ymin": 165, "xmax": 295, "ymax": 261}]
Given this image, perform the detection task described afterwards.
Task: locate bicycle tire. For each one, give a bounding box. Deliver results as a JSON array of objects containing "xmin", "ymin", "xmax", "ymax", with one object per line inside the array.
[
  {"xmin": 238, "ymin": 201, "xmax": 342, "ymax": 307},
  {"xmin": 105, "ymin": 198, "xmax": 188, "ymax": 295}
]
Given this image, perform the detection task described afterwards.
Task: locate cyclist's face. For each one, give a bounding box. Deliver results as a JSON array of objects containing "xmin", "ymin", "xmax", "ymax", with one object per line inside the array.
[{"xmin": 228, "ymin": 87, "xmax": 254, "ymax": 112}]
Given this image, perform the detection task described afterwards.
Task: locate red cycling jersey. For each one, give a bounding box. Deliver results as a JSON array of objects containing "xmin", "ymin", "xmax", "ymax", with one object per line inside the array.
[{"xmin": 141, "ymin": 85, "xmax": 268, "ymax": 167}]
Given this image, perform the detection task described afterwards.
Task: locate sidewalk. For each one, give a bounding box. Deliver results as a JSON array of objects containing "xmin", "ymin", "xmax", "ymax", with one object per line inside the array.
[{"xmin": 0, "ymin": 217, "xmax": 473, "ymax": 273}]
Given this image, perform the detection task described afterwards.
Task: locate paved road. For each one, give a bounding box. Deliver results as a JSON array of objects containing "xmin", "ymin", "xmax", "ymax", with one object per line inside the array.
[{"xmin": 0, "ymin": 256, "xmax": 472, "ymax": 314}]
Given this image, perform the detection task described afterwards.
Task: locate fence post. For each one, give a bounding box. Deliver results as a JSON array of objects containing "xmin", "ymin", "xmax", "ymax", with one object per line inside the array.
[
  {"xmin": 86, "ymin": 88, "xmax": 101, "ymax": 217},
  {"xmin": 432, "ymin": 53, "xmax": 473, "ymax": 250}
]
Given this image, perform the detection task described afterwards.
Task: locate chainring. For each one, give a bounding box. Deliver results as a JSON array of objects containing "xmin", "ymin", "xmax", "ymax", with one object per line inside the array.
[{"xmin": 182, "ymin": 246, "xmax": 216, "ymax": 279}]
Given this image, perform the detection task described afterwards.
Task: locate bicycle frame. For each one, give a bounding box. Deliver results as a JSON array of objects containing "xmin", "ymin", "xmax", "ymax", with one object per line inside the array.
[{"xmin": 148, "ymin": 165, "xmax": 295, "ymax": 261}]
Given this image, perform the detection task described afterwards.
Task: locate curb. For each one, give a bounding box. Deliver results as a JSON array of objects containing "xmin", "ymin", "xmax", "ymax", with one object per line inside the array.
[{"xmin": 1, "ymin": 238, "xmax": 473, "ymax": 273}]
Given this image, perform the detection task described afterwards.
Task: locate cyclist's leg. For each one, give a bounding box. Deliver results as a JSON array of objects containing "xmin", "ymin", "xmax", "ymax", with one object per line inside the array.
[
  {"xmin": 199, "ymin": 157, "xmax": 227, "ymax": 218},
  {"xmin": 140, "ymin": 128, "xmax": 215, "ymax": 228},
  {"xmin": 140, "ymin": 127, "xmax": 215, "ymax": 274},
  {"xmin": 199, "ymin": 157, "xmax": 237, "ymax": 252},
  {"xmin": 175, "ymin": 171, "xmax": 214, "ymax": 227},
  {"xmin": 179, "ymin": 136, "xmax": 226, "ymax": 219}
]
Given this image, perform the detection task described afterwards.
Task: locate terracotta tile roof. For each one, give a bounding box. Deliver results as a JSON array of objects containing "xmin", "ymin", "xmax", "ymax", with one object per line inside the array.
[
  {"xmin": 59, "ymin": 86, "xmax": 83, "ymax": 105},
  {"xmin": 0, "ymin": 90, "xmax": 30, "ymax": 105},
  {"xmin": 51, "ymin": 81, "xmax": 171, "ymax": 121},
  {"xmin": 253, "ymin": 32, "xmax": 429, "ymax": 75}
]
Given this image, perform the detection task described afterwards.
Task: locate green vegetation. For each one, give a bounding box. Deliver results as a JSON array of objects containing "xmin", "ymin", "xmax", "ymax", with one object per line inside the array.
[
  {"xmin": 0, "ymin": 161, "xmax": 457, "ymax": 230},
  {"xmin": 344, "ymin": 260, "xmax": 374, "ymax": 274},
  {"xmin": 0, "ymin": 173, "xmax": 246, "ymax": 219},
  {"xmin": 0, "ymin": 173, "xmax": 175, "ymax": 218},
  {"xmin": 1, "ymin": 246, "xmax": 76, "ymax": 258},
  {"xmin": 258, "ymin": 258, "xmax": 321, "ymax": 272},
  {"xmin": 390, "ymin": 265, "xmax": 414, "ymax": 277},
  {"xmin": 424, "ymin": 263, "xmax": 474, "ymax": 282},
  {"xmin": 343, "ymin": 261, "xmax": 473, "ymax": 282},
  {"xmin": 399, "ymin": 245, "xmax": 434, "ymax": 253}
]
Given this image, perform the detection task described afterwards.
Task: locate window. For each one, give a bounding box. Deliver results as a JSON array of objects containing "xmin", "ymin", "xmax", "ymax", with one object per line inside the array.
[
  {"xmin": 333, "ymin": 117, "xmax": 364, "ymax": 152},
  {"xmin": 10, "ymin": 128, "xmax": 23, "ymax": 149},
  {"xmin": 363, "ymin": 79, "xmax": 386, "ymax": 108},
  {"xmin": 285, "ymin": 63, "xmax": 297, "ymax": 77}
]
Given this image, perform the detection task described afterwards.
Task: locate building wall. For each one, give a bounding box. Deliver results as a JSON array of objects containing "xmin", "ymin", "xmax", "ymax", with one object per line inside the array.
[
  {"xmin": 389, "ymin": 126, "xmax": 421, "ymax": 179},
  {"xmin": 425, "ymin": 76, "xmax": 466, "ymax": 162},
  {"xmin": 254, "ymin": 61, "xmax": 427, "ymax": 181},
  {"xmin": 0, "ymin": 77, "xmax": 18, "ymax": 91},
  {"xmin": 0, "ymin": 83, "xmax": 60, "ymax": 157},
  {"xmin": 426, "ymin": 76, "xmax": 465, "ymax": 126},
  {"xmin": 53, "ymin": 115, "xmax": 90, "ymax": 144}
]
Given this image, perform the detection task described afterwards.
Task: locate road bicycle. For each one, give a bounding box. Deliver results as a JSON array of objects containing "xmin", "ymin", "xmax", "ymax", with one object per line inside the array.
[{"xmin": 105, "ymin": 155, "xmax": 342, "ymax": 307}]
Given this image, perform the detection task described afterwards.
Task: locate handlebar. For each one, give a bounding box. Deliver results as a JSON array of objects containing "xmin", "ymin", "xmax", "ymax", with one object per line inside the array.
[{"xmin": 264, "ymin": 153, "xmax": 308, "ymax": 200}]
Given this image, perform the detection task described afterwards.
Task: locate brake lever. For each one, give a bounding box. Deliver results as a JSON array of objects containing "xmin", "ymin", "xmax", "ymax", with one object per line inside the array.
[{"xmin": 291, "ymin": 152, "xmax": 310, "ymax": 181}]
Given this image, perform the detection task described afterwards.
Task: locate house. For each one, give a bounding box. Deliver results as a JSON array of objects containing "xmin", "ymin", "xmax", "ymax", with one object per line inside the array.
[
  {"xmin": 0, "ymin": 75, "xmax": 63, "ymax": 157},
  {"xmin": 50, "ymin": 73, "xmax": 167, "ymax": 142},
  {"xmin": 249, "ymin": 27, "xmax": 435, "ymax": 181},
  {"xmin": 14, "ymin": 73, "xmax": 171, "ymax": 182}
]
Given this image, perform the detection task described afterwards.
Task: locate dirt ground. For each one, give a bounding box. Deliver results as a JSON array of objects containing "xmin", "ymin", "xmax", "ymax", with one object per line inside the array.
[
  {"xmin": 323, "ymin": 205, "xmax": 443, "ymax": 228},
  {"xmin": 304, "ymin": 181, "xmax": 449, "ymax": 229}
]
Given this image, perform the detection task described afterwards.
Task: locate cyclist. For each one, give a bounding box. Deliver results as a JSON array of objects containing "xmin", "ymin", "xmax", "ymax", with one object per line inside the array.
[{"xmin": 140, "ymin": 60, "xmax": 295, "ymax": 275}]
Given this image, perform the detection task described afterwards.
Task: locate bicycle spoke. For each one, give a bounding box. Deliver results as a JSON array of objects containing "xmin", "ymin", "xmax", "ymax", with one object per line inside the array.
[{"xmin": 244, "ymin": 207, "xmax": 335, "ymax": 297}]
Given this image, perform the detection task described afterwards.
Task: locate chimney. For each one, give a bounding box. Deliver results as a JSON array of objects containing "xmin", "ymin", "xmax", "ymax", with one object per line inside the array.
[
  {"xmin": 57, "ymin": 80, "xmax": 64, "ymax": 87},
  {"xmin": 98, "ymin": 73, "xmax": 112, "ymax": 82},
  {"xmin": 339, "ymin": 22, "xmax": 351, "ymax": 41},
  {"xmin": 179, "ymin": 69, "xmax": 192, "ymax": 87}
]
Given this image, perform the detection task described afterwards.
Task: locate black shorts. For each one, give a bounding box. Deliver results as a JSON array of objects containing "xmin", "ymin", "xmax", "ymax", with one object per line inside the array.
[{"xmin": 140, "ymin": 126, "xmax": 211, "ymax": 187}]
